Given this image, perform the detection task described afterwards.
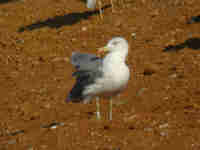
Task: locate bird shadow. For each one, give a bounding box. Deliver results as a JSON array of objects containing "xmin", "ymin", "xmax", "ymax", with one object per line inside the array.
[
  {"xmin": 163, "ymin": 37, "xmax": 200, "ymax": 52},
  {"xmin": 79, "ymin": 0, "xmax": 87, "ymax": 3},
  {"xmin": 187, "ymin": 15, "xmax": 200, "ymax": 24},
  {"xmin": 0, "ymin": 0, "xmax": 19, "ymax": 4},
  {"xmin": 18, "ymin": 5, "xmax": 111, "ymax": 32}
]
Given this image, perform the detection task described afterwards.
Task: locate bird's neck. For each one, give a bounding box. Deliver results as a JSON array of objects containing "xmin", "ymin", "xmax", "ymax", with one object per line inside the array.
[{"xmin": 104, "ymin": 50, "xmax": 128, "ymax": 65}]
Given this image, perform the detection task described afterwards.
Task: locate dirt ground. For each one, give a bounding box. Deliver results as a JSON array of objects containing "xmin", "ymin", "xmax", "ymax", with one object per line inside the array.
[{"xmin": 1, "ymin": 0, "xmax": 200, "ymax": 149}]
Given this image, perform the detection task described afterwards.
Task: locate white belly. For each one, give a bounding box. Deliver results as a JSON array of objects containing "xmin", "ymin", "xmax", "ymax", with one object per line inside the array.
[{"xmin": 83, "ymin": 63, "xmax": 130, "ymax": 96}]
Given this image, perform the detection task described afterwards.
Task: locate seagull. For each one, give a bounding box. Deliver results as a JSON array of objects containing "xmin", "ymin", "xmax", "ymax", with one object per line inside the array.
[
  {"xmin": 86, "ymin": 0, "xmax": 126, "ymax": 19},
  {"xmin": 66, "ymin": 37, "xmax": 130, "ymax": 120}
]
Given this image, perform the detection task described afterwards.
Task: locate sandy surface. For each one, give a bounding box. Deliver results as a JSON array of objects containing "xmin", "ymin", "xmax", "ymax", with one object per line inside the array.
[{"xmin": 1, "ymin": 0, "xmax": 200, "ymax": 149}]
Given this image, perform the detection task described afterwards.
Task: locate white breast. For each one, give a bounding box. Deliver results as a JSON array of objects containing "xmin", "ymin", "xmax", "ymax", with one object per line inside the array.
[{"xmin": 101, "ymin": 62, "xmax": 130, "ymax": 92}]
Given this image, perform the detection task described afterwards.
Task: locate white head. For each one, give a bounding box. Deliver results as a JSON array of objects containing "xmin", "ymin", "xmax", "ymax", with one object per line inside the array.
[
  {"xmin": 107, "ymin": 37, "xmax": 128, "ymax": 52},
  {"xmin": 98, "ymin": 37, "xmax": 129, "ymax": 55}
]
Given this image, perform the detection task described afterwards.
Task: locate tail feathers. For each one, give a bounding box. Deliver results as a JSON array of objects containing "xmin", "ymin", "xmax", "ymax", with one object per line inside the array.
[
  {"xmin": 66, "ymin": 92, "xmax": 82, "ymax": 103},
  {"xmin": 66, "ymin": 80, "xmax": 86, "ymax": 103},
  {"xmin": 66, "ymin": 70, "xmax": 95, "ymax": 103},
  {"xmin": 66, "ymin": 92, "xmax": 92, "ymax": 104}
]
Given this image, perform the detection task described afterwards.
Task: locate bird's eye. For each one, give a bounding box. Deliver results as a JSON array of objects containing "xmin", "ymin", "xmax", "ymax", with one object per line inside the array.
[{"xmin": 112, "ymin": 41, "xmax": 118, "ymax": 45}]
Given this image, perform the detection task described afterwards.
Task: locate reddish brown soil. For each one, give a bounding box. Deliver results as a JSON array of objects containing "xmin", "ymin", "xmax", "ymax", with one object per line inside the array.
[{"xmin": 1, "ymin": 0, "xmax": 200, "ymax": 149}]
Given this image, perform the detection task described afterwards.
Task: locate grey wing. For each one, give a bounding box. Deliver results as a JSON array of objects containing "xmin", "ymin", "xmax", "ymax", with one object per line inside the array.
[
  {"xmin": 71, "ymin": 52, "xmax": 102, "ymax": 71},
  {"xmin": 67, "ymin": 52, "xmax": 103, "ymax": 102}
]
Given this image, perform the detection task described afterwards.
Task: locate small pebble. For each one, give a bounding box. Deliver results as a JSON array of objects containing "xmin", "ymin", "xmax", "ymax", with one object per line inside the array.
[
  {"xmin": 52, "ymin": 57, "xmax": 63, "ymax": 62},
  {"xmin": 136, "ymin": 88, "xmax": 147, "ymax": 96},
  {"xmin": 169, "ymin": 73, "xmax": 177, "ymax": 78},
  {"xmin": 163, "ymin": 97, "xmax": 169, "ymax": 100},
  {"xmin": 165, "ymin": 111, "xmax": 171, "ymax": 116},
  {"xmin": 81, "ymin": 27, "xmax": 87, "ymax": 31},
  {"xmin": 71, "ymin": 38, "xmax": 76, "ymax": 42},
  {"xmin": 16, "ymin": 39, "xmax": 24, "ymax": 44},
  {"xmin": 165, "ymin": 85, "xmax": 171, "ymax": 90},
  {"xmin": 160, "ymin": 131, "xmax": 168, "ymax": 137},
  {"xmin": 131, "ymin": 33, "xmax": 136, "ymax": 39},
  {"xmin": 50, "ymin": 122, "xmax": 65, "ymax": 129},
  {"xmin": 144, "ymin": 127, "xmax": 153, "ymax": 132},
  {"xmin": 44, "ymin": 103, "xmax": 51, "ymax": 109},
  {"xmin": 40, "ymin": 145, "xmax": 48, "ymax": 149},
  {"xmin": 7, "ymin": 139, "xmax": 17, "ymax": 145},
  {"xmin": 159, "ymin": 123, "xmax": 169, "ymax": 129},
  {"xmin": 114, "ymin": 20, "xmax": 122, "ymax": 27}
]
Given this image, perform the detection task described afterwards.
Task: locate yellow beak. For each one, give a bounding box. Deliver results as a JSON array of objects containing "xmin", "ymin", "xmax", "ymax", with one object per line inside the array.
[{"xmin": 98, "ymin": 46, "xmax": 109, "ymax": 54}]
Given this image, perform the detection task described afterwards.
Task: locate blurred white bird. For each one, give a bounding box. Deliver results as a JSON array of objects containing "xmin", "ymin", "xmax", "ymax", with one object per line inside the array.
[
  {"xmin": 86, "ymin": 0, "xmax": 125, "ymax": 19},
  {"xmin": 67, "ymin": 37, "xmax": 130, "ymax": 120}
]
